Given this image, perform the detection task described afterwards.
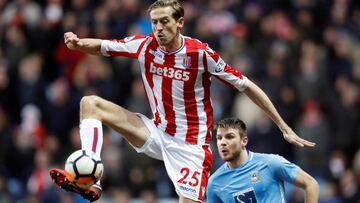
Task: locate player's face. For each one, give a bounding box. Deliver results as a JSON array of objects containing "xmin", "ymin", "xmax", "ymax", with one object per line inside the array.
[
  {"xmin": 150, "ymin": 6, "xmax": 184, "ymax": 47},
  {"xmin": 216, "ymin": 128, "xmax": 248, "ymax": 162}
]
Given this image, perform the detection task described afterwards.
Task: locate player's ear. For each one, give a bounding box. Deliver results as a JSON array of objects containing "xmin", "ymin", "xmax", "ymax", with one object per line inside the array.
[
  {"xmin": 177, "ymin": 17, "xmax": 184, "ymax": 29},
  {"xmin": 242, "ymin": 135, "xmax": 248, "ymax": 146}
]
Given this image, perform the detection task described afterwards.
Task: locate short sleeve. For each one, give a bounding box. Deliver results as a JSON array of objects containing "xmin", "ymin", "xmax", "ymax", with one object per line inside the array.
[
  {"xmin": 203, "ymin": 44, "xmax": 249, "ymax": 91},
  {"xmin": 267, "ymin": 155, "xmax": 301, "ymax": 184},
  {"xmin": 100, "ymin": 35, "xmax": 149, "ymax": 58},
  {"xmin": 206, "ymin": 179, "xmax": 223, "ymax": 203}
]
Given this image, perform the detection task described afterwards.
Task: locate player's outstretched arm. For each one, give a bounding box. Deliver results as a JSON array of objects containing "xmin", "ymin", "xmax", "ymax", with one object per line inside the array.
[
  {"xmin": 294, "ymin": 169, "xmax": 320, "ymax": 203},
  {"xmin": 243, "ymin": 80, "xmax": 316, "ymax": 147},
  {"xmin": 64, "ymin": 32, "xmax": 102, "ymax": 55}
]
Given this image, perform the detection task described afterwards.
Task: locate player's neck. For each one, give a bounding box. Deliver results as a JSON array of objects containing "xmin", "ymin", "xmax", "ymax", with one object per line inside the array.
[
  {"xmin": 160, "ymin": 35, "xmax": 182, "ymax": 53},
  {"xmin": 227, "ymin": 149, "xmax": 248, "ymax": 169}
]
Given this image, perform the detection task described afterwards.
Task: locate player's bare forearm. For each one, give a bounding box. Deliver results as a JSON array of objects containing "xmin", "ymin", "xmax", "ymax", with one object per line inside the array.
[
  {"xmin": 243, "ymin": 80, "xmax": 315, "ymax": 147},
  {"xmin": 305, "ymin": 184, "xmax": 320, "ymax": 203},
  {"xmin": 75, "ymin": 38, "xmax": 102, "ymax": 55},
  {"xmin": 64, "ymin": 32, "xmax": 102, "ymax": 55},
  {"xmin": 295, "ymin": 170, "xmax": 319, "ymax": 203}
]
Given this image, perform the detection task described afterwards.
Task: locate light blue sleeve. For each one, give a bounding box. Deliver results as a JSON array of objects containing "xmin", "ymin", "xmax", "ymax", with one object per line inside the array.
[
  {"xmin": 267, "ymin": 155, "xmax": 301, "ymax": 184},
  {"xmin": 206, "ymin": 178, "xmax": 223, "ymax": 203}
]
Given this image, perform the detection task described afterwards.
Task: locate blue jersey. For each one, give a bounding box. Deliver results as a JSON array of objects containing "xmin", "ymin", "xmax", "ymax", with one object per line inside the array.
[{"xmin": 206, "ymin": 151, "xmax": 300, "ymax": 203}]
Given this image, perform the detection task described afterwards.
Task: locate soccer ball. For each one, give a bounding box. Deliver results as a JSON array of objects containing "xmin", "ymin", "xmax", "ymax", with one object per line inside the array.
[{"xmin": 65, "ymin": 150, "xmax": 104, "ymax": 189}]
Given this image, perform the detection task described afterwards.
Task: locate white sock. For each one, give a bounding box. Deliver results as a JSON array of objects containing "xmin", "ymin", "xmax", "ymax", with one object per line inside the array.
[{"xmin": 79, "ymin": 118, "xmax": 103, "ymax": 157}]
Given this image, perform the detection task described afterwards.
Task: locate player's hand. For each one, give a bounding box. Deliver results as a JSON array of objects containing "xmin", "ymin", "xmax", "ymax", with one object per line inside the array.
[
  {"xmin": 282, "ymin": 127, "xmax": 316, "ymax": 147},
  {"xmin": 64, "ymin": 32, "xmax": 81, "ymax": 50}
]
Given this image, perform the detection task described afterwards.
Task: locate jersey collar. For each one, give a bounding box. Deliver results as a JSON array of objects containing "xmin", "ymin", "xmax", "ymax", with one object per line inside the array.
[{"xmin": 158, "ymin": 35, "xmax": 185, "ymax": 55}]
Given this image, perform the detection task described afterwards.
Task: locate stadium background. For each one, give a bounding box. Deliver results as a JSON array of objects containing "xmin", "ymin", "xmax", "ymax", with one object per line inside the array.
[{"xmin": 0, "ymin": 0, "xmax": 360, "ymax": 202}]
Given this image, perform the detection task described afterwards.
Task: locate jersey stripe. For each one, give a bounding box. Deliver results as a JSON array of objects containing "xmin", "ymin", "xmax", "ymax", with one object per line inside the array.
[
  {"xmin": 214, "ymin": 75, "xmax": 237, "ymax": 89},
  {"xmin": 107, "ymin": 39, "xmax": 147, "ymax": 58},
  {"xmin": 184, "ymin": 41, "xmax": 199, "ymax": 144},
  {"xmin": 105, "ymin": 35, "xmax": 148, "ymax": 58},
  {"xmin": 144, "ymin": 39, "xmax": 161, "ymax": 125},
  {"xmin": 163, "ymin": 54, "xmax": 176, "ymax": 136},
  {"xmin": 224, "ymin": 65, "xmax": 243, "ymax": 79},
  {"xmin": 202, "ymin": 54, "xmax": 213, "ymax": 144},
  {"xmin": 213, "ymin": 64, "xmax": 242, "ymax": 88},
  {"xmin": 198, "ymin": 145, "xmax": 213, "ymax": 201},
  {"xmin": 92, "ymin": 127, "xmax": 98, "ymax": 153}
]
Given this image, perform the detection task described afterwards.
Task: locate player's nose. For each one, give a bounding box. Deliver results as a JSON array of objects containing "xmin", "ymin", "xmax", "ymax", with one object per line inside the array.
[
  {"xmin": 219, "ymin": 139, "xmax": 227, "ymax": 146},
  {"xmin": 155, "ymin": 23, "xmax": 163, "ymax": 31}
]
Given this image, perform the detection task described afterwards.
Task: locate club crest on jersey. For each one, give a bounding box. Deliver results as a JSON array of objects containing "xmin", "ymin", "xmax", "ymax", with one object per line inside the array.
[
  {"xmin": 215, "ymin": 59, "xmax": 225, "ymax": 73},
  {"xmin": 182, "ymin": 56, "xmax": 191, "ymax": 68},
  {"xmin": 250, "ymin": 172, "xmax": 261, "ymax": 183},
  {"xmin": 149, "ymin": 49, "xmax": 164, "ymax": 59}
]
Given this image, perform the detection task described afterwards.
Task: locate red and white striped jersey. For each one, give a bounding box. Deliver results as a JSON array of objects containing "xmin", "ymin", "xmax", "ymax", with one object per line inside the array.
[{"xmin": 101, "ymin": 34, "xmax": 249, "ymax": 145}]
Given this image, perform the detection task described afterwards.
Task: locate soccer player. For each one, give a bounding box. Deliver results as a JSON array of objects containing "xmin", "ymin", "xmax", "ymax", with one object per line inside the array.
[
  {"xmin": 50, "ymin": 0, "xmax": 315, "ymax": 202},
  {"xmin": 207, "ymin": 118, "xmax": 319, "ymax": 203}
]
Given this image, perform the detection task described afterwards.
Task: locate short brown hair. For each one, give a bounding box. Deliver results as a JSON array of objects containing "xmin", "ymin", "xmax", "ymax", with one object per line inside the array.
[
  {"xmin": 147, "ymin": 0, "xmax": 184, "ymax": 20},
  {"xmin": 214, "ymin": 118, "xmax": 247, "ymax": 138}
]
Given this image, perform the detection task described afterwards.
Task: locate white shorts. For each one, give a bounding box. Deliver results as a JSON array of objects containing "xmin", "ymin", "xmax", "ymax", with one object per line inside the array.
[{"xmin": 133, "ymin": 114, "xmax": 213, "ymax": 202}]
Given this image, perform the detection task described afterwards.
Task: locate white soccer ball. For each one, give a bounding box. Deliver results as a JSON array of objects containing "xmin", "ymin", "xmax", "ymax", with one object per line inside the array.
[{"xmin": 65, "ymin": 150, "xmax": 104, "ymax": 189}]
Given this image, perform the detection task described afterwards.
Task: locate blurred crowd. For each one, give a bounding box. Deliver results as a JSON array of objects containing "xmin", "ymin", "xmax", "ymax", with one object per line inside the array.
[{"xmin": 0, "ymin": 0, "xmax": 360, "ymax": 202}]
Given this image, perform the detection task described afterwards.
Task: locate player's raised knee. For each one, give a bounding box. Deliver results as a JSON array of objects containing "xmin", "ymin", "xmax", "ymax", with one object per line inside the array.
[
  {"xmin": 80, "ymin": 95, "xmax": 102, "ymax": 108},
  {"xmin": 80, "ymin": 95, "xmax": 103, "ymax": 118}
]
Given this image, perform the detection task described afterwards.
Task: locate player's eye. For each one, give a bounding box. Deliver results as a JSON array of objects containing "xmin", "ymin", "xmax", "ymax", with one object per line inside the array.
[
  {"xmin": 161, "ymin": 18, "xmax": 169, "ymax": 24},
  {"xmin": 225, "ymin": 135, "xmax": 234, "ymax": 140}
]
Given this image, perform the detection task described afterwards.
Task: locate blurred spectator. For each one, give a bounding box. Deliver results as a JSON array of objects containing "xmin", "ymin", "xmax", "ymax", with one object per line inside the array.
[
  {"xmin": 2, "ymin": 25, "xmax": 29, "ymax": 69},
  {"xmin": 247, "ymin": 114, "xmax": 286, "ymax": 155},
  {"xmin": 125, "ymin": 78, "xmax": 151, "ymax": 117},
  {"xmin": 93, "ymin": 4, "xmax": 111, "ymax": 38},
  {"xmin": 44, "ymin": 0, "xmax": 64, "ymax": 27},
  {"xmin": 69, "ymin": 0, "xmax": 93, "ymax": 26},
  {"xmin": 352, "ymin": 150, "xmax": 360, "ymax": 202},
  {"xmin": 27, "ymin": 149, "xmax": 52, "ymax": 194},
  {"xmin": 140, "ymin": 189, "xmax": 157, "ymax": 203},
  {"xmin": 2, "ymin": 0, "xmax": 42, "ymax": 29},
  {"xmin": 294, "ymin": 40, "xmax": 329, "ymax": 105},
  {"xmin": 294, "ymin": 8, "xmax": 318, "ymax": 41},
  {"xmin": 241, "ymin": 2, "xmax": 263, "ymax": 45},
  {"xmin": 19, "ymin": 104, "xmax": 47, "ymax": 148},
  {"xmin": 0, "ymin": 175, "xmax": 14, "ymax": 203},
  {"xmin": 294, "ymin": 100, "xmax": 330, "ymax": 173},
  {"xmin": 0, "ymin": 59, "xmax": 19, "ymax": 122},
  {"xmin": 43, "ymin": 77, "xmax": 79, "ymax": 145},
  {"xmin": 232, "ymin": 93, "xmax": 262, "ymax": 129},
  {"xmin": 0, "ymin": 106, "xmax": 9, "ymax": 174},
  {"xmin": 338, "ymin": 170, "xmax": 360, "ymax": 202},
  {"xmin": 101, "ymin": 128, "xmax": 130, "ymax": 191},
  {"xmin": 328, "ymin": 149, "xmax": 348, "ymax": 181},
  {"xmin": 16, "ymin": 53, "xmax": 46, "ymax": 109},
  {"xmin": 352, "ymin": 45, "xmax": 360, "ymax": 83},
  {"xmin": 73, "ymin": 55, "xmax": 120, "ymax": 102},
  {"xmin": 319, "ymin": 181, "xmax": 342, "ymax": 203},
  {"xmin": 329, "ymin": 76, "xmax": 359, "ymax": 152},
  {"xmin": 107, "ymin": 187, "xmax": 131, "ymax": 203},
  {"xmin": 328, "ymin": 32, "xmax": 353, "ymax": 81},
  {"xmin": 55, "ymin": 43, "xmax": 86, "ymax": 84}
]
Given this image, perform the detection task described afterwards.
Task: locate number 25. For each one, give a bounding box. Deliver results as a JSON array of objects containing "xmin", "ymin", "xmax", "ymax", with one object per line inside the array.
[{"xmin": 177, "ymin": 167, "xmax": 201, "ymax": 187}]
